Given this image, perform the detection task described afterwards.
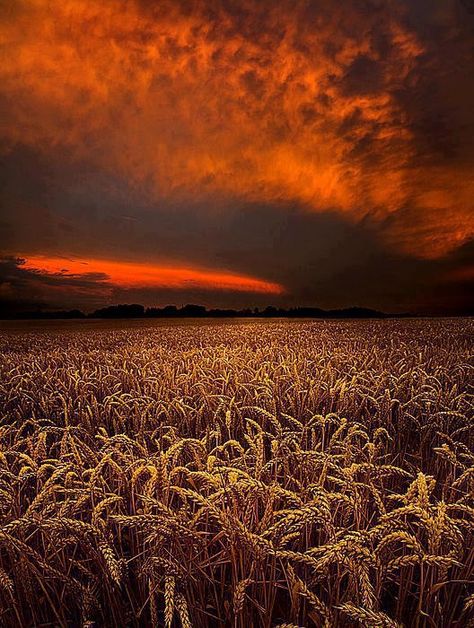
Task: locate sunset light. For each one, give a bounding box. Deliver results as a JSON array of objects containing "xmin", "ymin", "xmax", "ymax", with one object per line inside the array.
[
  {"xmin": 0, "ymin": 3, "xmax": 472, "ymax": 626},
  {"xmin": 22, "ymin": 255, "xmax": 284, "ymax": 295},
  {"xmin": 0, "ymin": 0, "xmax": 472, "ymax": 315}
]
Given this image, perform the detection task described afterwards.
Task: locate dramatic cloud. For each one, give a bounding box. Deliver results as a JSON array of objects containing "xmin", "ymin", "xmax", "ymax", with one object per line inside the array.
[
  {"xmin": 21, "ymin": 255, "xmax": 283, "ymax": 294},
  {"xmin": 0, "ymin": 0, "xmax": 473, "ymax": 313}
]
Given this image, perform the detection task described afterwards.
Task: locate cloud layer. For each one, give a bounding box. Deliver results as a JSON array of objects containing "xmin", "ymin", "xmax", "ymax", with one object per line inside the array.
[{"xmin": 1, "ymin": 0, "xmax": 473, "ymax": 313}]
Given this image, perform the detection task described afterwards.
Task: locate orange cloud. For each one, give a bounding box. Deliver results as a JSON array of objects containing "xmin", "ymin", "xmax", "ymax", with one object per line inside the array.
[
  {"xmin": 0, "ymin": 0, "xmax": 473, "ymax": 260},
  {"xmin": 21, "ymin": 255, "xmax": 284, "ymax": 295}
]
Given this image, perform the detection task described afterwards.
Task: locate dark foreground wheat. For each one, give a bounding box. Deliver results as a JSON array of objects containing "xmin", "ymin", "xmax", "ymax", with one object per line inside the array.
[{"xmin": 0, "ymin": 319, "xmax": 472, "ymax": 627}]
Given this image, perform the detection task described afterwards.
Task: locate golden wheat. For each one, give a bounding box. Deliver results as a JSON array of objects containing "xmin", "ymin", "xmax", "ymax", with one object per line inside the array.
[{"xmin": 0, "ymin": 318, "xmax": 471, "ymax": 627}]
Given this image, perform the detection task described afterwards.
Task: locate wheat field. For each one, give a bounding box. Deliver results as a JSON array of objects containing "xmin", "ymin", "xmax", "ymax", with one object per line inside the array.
[{"xmin": 0, "ymin": 318, "xmax": 472, "ymax": 627}]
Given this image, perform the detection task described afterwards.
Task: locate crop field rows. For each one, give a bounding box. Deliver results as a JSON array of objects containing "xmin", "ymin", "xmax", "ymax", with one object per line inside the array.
[{"xmin": 0, "ymin": 319, "xmax": 472, "ymax": 627}]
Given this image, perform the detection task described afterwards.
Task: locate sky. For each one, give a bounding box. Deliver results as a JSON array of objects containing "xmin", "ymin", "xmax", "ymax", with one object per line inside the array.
[{"xmin": 1, "ymin": 0, "xmax": 473, "ymax": 315}]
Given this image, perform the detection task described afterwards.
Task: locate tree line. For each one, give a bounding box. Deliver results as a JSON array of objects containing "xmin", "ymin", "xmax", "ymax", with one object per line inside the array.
[{"xmin": 8, "ymin": 303, "xmax": 398, "ymax": 319}]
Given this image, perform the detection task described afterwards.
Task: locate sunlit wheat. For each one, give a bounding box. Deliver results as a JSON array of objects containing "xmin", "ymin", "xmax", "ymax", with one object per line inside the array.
[{"xmin": 0, "ymin": 319, "xmax": 472, "ymax": 626}]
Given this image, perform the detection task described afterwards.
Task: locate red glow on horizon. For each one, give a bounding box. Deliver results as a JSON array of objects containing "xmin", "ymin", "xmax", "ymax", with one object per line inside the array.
[{"xmin": 21, "ymin": 255, "xmax": 285, "ymax": 295}]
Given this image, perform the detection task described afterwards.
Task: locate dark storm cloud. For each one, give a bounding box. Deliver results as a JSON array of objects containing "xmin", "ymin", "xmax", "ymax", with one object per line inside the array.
[
  {"xmin": 0, "ymin": 0, "xmax": 473, "ymax": 313},
  {"xmin": 0, "ymin": 256, "xmax": 111, "ymax": 314},
  {"xmin": 341, "ymin": 55, "xmax": 384, "ymax": 96},
  {"xmin": 1, "ymin": 189, "xmax": 473, "ymax": 314},
  {"xmin": 395, "ymin": 0, "xmax": 474, "ymax": 164}
]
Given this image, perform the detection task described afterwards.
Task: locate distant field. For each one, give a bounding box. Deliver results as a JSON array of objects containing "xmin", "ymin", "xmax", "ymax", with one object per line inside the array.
[{"xmin": 0, "ymin": 319, "xmax": 472, "ymax": 627}]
